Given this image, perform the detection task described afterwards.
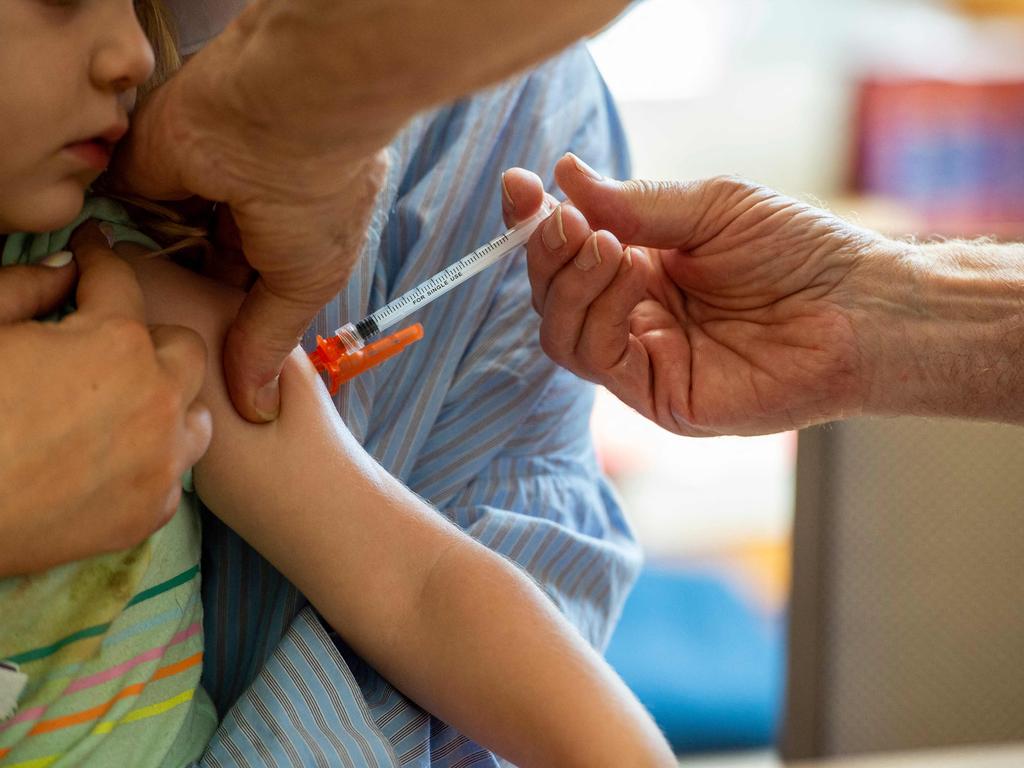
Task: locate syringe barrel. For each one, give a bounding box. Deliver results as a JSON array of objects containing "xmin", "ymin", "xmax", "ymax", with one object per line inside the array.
[
  {"xmin": 332, "ymin": 203, "xmax": 551, "ymax": 347},
  {"xmin": 458, "ymin": 207, "xmax": 547, "ymax": 279}
]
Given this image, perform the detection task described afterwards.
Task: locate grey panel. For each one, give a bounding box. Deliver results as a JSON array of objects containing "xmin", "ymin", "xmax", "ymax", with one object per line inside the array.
[
  {"xmin": 161, "ymin": 0, "xmax": 249, "ymax": 55},
  {"xmin": 784, "ymin": 418, "xmax": 1024, "ymax": 758}
]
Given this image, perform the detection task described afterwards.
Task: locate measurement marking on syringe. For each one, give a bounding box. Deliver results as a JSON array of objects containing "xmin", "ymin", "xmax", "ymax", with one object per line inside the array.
[
  {"xmin": 378, "ymin": 243, "xmax": 507, "ymax": 316},
  {"xmin": 332, "ymin": 206, "xmax": 550, "ymax": 353}
]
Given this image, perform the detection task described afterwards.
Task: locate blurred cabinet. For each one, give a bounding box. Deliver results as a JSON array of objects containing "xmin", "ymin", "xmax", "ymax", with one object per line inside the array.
[
  {"xmin": 852, "ymin": 79, "xmax": 1024, "ymax": 239},
  {"xmin": 782, "ymin": 419, "xmax": 1024, "ymax": 759}
]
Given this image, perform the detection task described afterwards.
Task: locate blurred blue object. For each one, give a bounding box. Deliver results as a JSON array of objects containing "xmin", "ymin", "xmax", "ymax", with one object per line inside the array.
[{"xmin": 604, "ymin": 564, "xmax": 785, "ymax": 753}]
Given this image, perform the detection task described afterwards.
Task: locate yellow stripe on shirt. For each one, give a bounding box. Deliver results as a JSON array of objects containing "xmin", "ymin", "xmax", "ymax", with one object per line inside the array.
[{"xmin": 92, "ymin": 688, "xmax": 195, "ymax": 736}]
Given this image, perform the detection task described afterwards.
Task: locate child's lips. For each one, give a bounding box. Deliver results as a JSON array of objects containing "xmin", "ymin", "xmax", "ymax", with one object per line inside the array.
[
  {"xmin": 63, "ymin": 122, "xmax": 128, "ymax": 171},
  {"xmin": 64, "ymin": 138, "xmax": 115, "ymax": 171}
]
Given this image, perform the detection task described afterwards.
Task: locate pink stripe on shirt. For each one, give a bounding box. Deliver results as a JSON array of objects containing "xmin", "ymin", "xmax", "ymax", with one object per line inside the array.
[{"xmin": 0, "ymin": 623, "xmax": 200, "ymax": 731}]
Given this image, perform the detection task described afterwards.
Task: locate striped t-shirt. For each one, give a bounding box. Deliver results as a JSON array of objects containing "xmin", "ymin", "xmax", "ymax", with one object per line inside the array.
[{"xmin": 0, "ymin": 200, "xmax": 217, "ymax": 767}]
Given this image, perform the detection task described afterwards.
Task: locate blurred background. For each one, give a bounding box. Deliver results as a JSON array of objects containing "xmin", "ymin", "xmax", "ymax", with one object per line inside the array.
[{"xmin": 584, "ymin": 0, "xmax": 1024, "ymax": 764}]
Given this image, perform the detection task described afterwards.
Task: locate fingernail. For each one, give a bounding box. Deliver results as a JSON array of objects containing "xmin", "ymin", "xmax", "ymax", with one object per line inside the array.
[
  {"xmin": 567, "ymin": 152, "xmax": 602, "ymax": 181},
  {"xmin": 41, "ymin": 251, "xmax": 73, "ymax": 268},
  {"xmin": 253, "ymin": 377, "xmax": 281, "ymax": 421},
  {"xmin": 575, "ymin": 235, "xmax": 602, "ymax": 272},
  {"xmin": 501, "ymin": 171, "xmax": 515, "ymax": 212},
  {"xmin": 98, "ymin": 222, "xmax": 116, "ymax": 247},
  {"xmin": 542, "ymin": 205, "xmax": 566, "ymax": 251},
  {"xmin": 623, "ymin": 247, "xmax": 635, "ymax": 269}
]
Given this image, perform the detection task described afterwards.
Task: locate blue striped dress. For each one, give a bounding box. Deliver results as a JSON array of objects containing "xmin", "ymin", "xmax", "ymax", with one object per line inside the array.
[{"xmin": 195, "ymin": 43, "xmax": 640, "ymax": 768}]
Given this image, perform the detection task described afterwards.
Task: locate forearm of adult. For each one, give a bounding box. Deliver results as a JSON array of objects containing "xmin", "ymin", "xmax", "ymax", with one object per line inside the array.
[
  {"xmin": 850, "ymin": 238, "xmax": 1024, "ymax": 424},
  {"xmin": 231, "ymin": 1, "xmax": 629, "ymax": 150},
  {"xmin": 136, "ymin": 0, "xmax": 630, "ymax": 177}
]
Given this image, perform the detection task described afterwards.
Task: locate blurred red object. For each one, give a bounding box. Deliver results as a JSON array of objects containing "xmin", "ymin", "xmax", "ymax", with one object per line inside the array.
[{"xmin": 852, "ymin": 79, "xmax": 1024, "ymax": 238}]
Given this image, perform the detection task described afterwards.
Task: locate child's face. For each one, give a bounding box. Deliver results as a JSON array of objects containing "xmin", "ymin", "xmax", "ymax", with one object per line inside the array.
[{"xmin": 0, "ymin": 0, "xmax": 155, "ymax": 234}]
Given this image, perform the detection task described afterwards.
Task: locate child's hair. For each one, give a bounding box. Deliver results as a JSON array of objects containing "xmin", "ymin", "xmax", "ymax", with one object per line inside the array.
[
  {"xmin": 134, "ymin": 0, "xmax": 182, "ymax": 98},
  {"xmin": 101, "ymin": 0, "xmax": 213, "ymax": 260}
]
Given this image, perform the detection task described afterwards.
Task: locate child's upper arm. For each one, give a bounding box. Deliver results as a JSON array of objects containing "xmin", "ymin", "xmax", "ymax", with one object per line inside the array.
[{"xmin": 117, "ymin": 243, "xmax": 463, "ymax": 654}]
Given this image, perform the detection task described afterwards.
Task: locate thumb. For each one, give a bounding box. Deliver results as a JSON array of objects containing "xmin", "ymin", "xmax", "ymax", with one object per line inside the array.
[
  {"xmin": 554, "ymin": 153, "xmax": 735, "ymax": 250},
  {"xmin": 220, "ymin": 151, "xmax": 387, "ymax": 422},
  {"xmin": 222, "ymin": 279, "xmax": 322, "ymax": 423},
  {"xmin": 0, "ymin": 254, "xmax": 78, "ymax": 324}
]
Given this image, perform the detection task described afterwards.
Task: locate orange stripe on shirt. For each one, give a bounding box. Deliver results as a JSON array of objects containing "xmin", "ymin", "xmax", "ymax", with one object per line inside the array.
[
  {"xmin": 151, "ymin": 652, "xmax": 202, "ymax": 683},
  {"xmin": 27, "ymin": 652, "xmax": 202, "ymax": 737}
]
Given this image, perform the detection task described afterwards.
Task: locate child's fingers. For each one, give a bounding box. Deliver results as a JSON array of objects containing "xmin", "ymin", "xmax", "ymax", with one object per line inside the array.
[
  {"xmin": 538, "ymin": 229, "xmax": 627, "ymax": 367},
  {"xmin": 526, "ymin": 203, "xmax": 593, "ymax": 315},
  {"xmin": 574, "ymin": 247, "xmax": 651, "ymax": 374}
]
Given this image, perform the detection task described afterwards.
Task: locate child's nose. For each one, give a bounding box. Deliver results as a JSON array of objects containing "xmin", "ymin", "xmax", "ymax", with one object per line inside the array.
[{"xmin": 90, "ymin": 8, "xmax": 156, "ymax": 96}]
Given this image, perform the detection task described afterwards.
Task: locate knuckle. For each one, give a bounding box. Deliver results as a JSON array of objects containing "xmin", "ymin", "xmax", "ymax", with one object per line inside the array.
[
  {"xmin": 147, "ymin": 384, "xmax": 186, "ymax": 428},
  {"xmin": 707, "ymin": 173, "xmax": 752, "ymax": 193},
  {"xmin": 548, "ymin": 273, "xmax": 590, "ymax": 306},
  {"xmin": 619, "ymin": 179, "xmax": 687, "ymax": 238},
  {"xmin": 101, "ymin": 316, "xmax": 151, "ymax": 356},
  {"xmin": 576, "ymin": 343, "xmax": 601, "ymax": 371},
  {"xmin": 622, "ymin": 177, "xmax": 677, "ymax": 209},
  {"xmin": 705, "ymin": 174, "xmax": 767, "ymax": 207},
  {"xmin": 576, "ymin": 346, "xmax": 610, "ymax": 381},
  {"xmin": 622, "ymin": 177, "xmax": 668, "ymax": 197},
  {"xmin": 158, "ymin": 460, "xmax": 181, "ymax": 497},
  {"xmin": 538, "ymin": 328, "xmax": 567, "ymax": 364},
  {"xmin": 110, "ymin": 505, "xmax": 159, "ymax": 550},
  {"xmin": 142, "ymin": 434, "xmax": 181, "ymax": 486}
]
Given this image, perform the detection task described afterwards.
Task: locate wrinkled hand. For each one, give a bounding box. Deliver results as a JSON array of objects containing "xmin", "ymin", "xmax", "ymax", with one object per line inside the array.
[
  {"xmin": 110, "ymin": 41, "xmax": 388, "ymax": 422},
  {"xmin": 0, "ymin": 222, "xmax": 211, "ymax": 576},
  {"xmin": 502, "ymin": 156, "xmax": 888, "ymax": 436}
]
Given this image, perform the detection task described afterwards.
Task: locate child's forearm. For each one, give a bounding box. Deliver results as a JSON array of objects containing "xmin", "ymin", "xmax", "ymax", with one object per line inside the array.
[
  {"xmin": 129, "ymin": 252, "xmax": 673, "ymax": 767},
  {"xmin": 398, "ymin": 532, "xmax": 675, "ymax": 767}
]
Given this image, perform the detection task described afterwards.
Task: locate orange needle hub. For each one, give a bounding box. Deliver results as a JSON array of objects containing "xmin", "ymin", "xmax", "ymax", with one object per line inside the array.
[{"xmin": 309, "ymin": 323, "xmax": 425, "ymax": 395}]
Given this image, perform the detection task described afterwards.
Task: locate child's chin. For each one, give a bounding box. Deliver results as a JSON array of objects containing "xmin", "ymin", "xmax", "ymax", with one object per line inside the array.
[{"xmin": 15, "ymin": 184, "xmax": 88, "ymax": 234}]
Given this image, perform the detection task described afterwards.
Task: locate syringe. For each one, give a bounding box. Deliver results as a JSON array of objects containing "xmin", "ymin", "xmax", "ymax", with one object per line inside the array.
[{"xmin": 333, "ymin": 204, "xmax": 550, "ymax": 354}]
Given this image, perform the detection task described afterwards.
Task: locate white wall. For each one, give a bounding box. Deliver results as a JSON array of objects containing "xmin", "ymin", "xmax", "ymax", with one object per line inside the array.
[{"xmin": 588, "ymin": 0, "xmax": 1017, "ymax": 198}]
